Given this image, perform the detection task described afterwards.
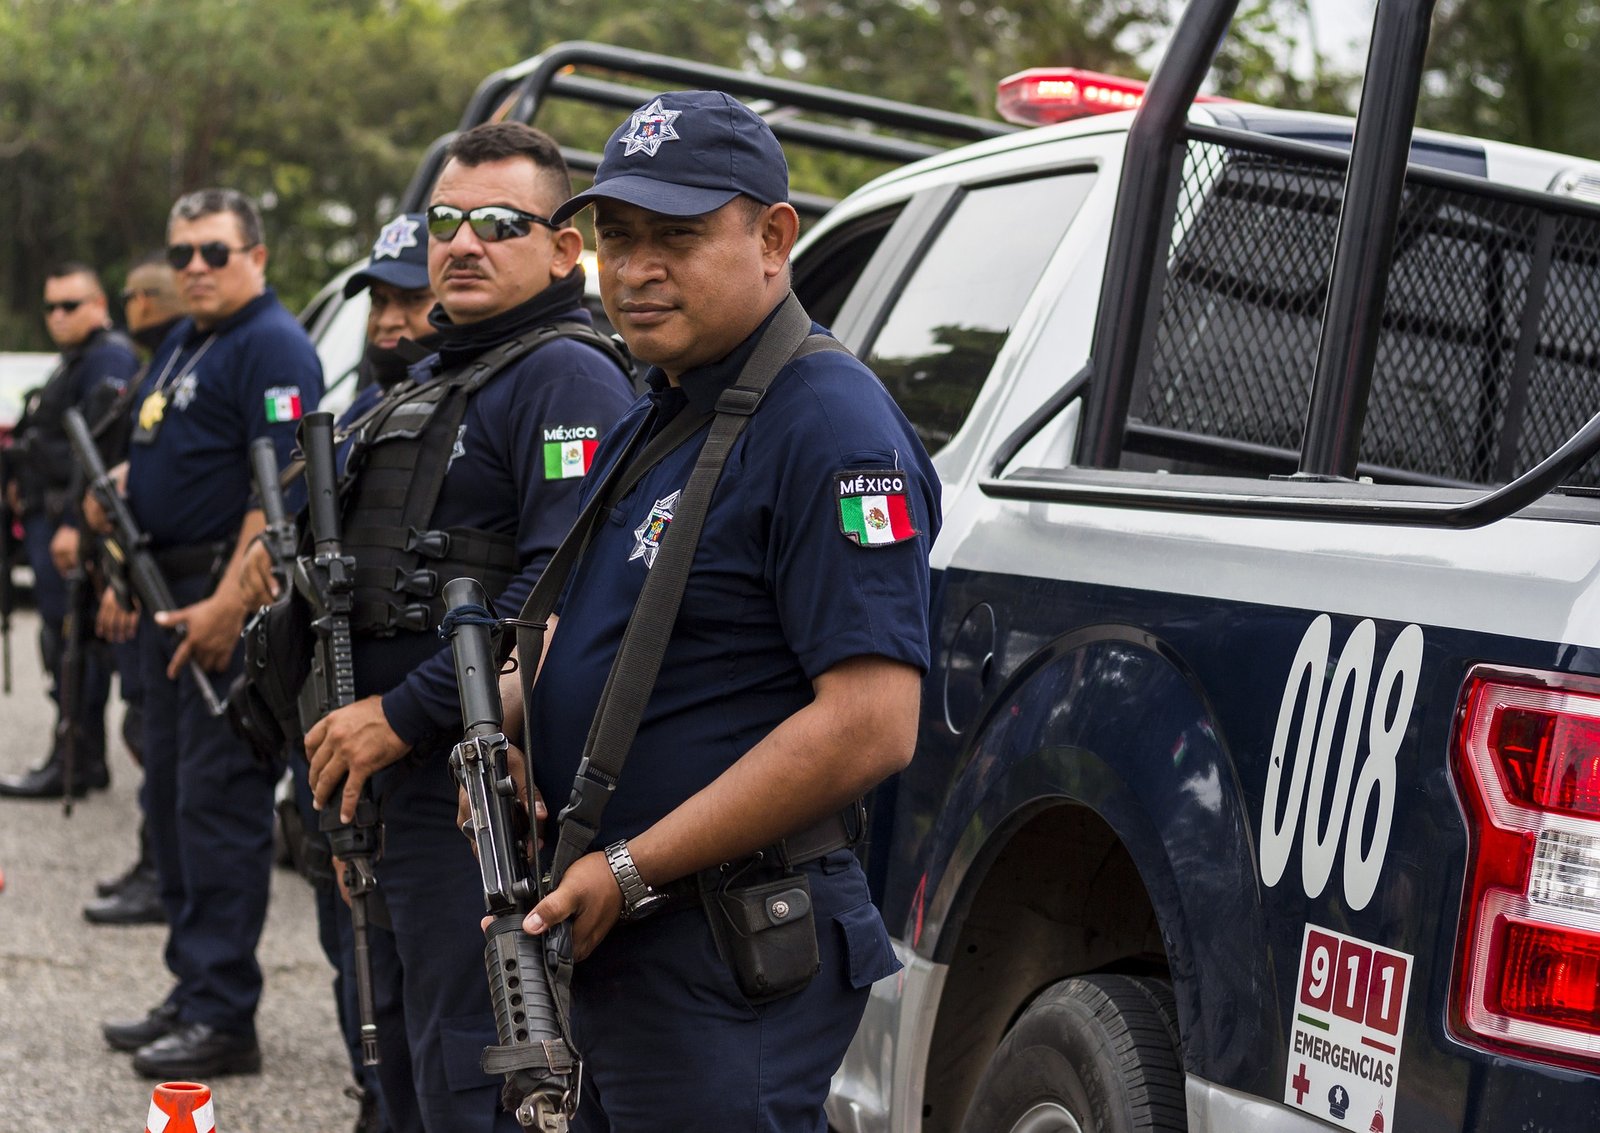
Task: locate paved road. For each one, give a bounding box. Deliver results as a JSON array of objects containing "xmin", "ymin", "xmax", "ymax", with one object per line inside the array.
[{"xmin": 0, "ymin": 609, "xmax": 362, "ymax": 1131}]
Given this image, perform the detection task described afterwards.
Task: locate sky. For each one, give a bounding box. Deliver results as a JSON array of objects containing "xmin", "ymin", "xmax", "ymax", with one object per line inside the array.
[{"xmin": 1308, "ymin": 0, "xmax": 1378, "ymax": 73}]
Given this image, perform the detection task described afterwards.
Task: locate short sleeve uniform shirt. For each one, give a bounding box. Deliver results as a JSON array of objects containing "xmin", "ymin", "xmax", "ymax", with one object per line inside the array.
[{"xmin": 529, "ymin": 307, "xmax": 941, "ymax": 847}]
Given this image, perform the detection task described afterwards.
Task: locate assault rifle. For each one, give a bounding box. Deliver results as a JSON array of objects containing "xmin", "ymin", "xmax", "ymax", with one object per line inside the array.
[
  {"xmin": 54, "ymin": 553, "xmax": 95, "ymax": 816},
  {"xmin": 0, "ymin": 447, "xmax": 13, "ymax": 695},
  {"xmin": 444, "ymin": 576, "xmax": 577, "ymax": 1132},
  {"xmin": 63, "ymin": 408, "xmax": 224, "ymax": 717},
  {"xmin": 249, "ymin": 437, "xmax": 298, "ymax": 577},
  {"xmin": 292, "ymin": 410, "xmax": 382, "ymax": 1067}
]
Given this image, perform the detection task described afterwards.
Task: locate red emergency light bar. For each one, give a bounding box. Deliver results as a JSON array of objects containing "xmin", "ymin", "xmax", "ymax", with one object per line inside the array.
[{"xmin": 996, "ymin": 67, "xmax": 1229, "ymax": 126}]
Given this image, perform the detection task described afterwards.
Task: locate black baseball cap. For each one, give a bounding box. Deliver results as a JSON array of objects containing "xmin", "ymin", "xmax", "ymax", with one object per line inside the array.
[
  {"xmin": 343, "ymin": 213, "xmax": 430, "ymax": 297},
  {"xmin": 551, "ymin": 91, "xmax": 789, "ymax": 224}
]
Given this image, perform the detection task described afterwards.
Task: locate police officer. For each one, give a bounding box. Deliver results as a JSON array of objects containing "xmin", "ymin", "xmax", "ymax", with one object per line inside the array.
[
  {"xmin": 95, "ymin": 188, "xmax": 323, "ymax": 1079},
  {"xmin": 0, "ymin": 263, "xmax": 139, "ymax": 799},
  {"xmin": 515, "ymin": 92, "xmax": 940, "ymax": 1130},
  {"xmin": 82, "ymin": 252, "xmax": 187, "ymax": 927},
  {"xmin": 304, "ymin": 125, "xmax": 634, "ymax": 1132},
  {"xmin": 238, "ymin": 213, "xmax": 439, "ymax": 1133}
]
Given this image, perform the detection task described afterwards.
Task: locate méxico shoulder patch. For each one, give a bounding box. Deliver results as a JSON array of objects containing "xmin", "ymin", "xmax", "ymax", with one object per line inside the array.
[
  {"xmin": 835, "ymin": 468, "xmax": 917, "ymax": 548},
  {"xmin": 543, "ymin": 424, "xmax": 600, "ymax": 480}
]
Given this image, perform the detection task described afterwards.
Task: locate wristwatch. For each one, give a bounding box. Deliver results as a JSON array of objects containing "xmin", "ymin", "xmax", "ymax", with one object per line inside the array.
[{"xmin": 605, "ymin": 840, "xmax": 668, "ymax": 921}]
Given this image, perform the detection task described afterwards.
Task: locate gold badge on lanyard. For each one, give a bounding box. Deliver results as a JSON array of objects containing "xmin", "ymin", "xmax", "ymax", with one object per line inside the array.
[{"xmin": 138, "ymin": 390, "xmax": 168, "ymax": 432}]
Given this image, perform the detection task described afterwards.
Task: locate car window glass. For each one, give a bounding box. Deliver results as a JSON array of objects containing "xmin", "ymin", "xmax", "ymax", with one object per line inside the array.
[
  {"xmin": 313, "ymin": 290, "xmax": 369, "ymax": 418},
  {"xmin": 865, "ymin": 172, "xmax": 1094, "ymax": 453},
  {"xmin": 795, "ymin": 209, "xmax": 898, "ymax": 330}
]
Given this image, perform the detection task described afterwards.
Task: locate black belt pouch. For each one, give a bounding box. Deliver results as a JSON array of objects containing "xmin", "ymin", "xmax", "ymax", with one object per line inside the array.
[{"xmin": 702, "ymin": 866, "xmax": 821, "ymax": 1005}]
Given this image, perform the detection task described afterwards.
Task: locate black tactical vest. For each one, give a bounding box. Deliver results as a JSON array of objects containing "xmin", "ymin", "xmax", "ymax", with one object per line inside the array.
[{"xmin": 338, "ymin": 321, "xmax": 629, "ymax": 637}]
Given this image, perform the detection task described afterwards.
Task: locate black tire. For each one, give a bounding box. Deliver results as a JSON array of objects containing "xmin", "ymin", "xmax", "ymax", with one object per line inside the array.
[{"xmin": 958, "ymin": 974, "xmax": 1187, "ymax": 1133}]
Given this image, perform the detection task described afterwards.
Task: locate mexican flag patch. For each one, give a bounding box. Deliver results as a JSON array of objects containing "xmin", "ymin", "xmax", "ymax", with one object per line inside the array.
[
  {"xmin": 836, "ymin": 468, "xmax": 917, "ymax": 547},
  {"xmin": 543, "ymin": 424, "xmax": 600, "ymax": 480},
  {"xmin": 264, "ymin": 386, "xmax": 303, "ymax": 423}
]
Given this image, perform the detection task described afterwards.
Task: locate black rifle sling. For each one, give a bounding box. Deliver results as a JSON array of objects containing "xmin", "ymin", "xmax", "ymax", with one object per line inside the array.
[
  {"xmin": 512, "ymin": 406, "xmax": 709, "ymax": 838},
  {"xmin": 543, "ymin": 292, "xmax": 849, "ymax": 886}
]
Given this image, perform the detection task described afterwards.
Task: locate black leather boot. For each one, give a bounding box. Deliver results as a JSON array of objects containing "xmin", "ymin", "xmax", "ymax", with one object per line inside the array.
[{"xmin": 0, "ymin": 745, "xmax": 110, "ymax": 798}]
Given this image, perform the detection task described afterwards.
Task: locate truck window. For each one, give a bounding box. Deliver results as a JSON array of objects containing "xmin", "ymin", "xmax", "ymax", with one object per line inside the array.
[
  {"xmin": 865, "ymin": 172, "xmax": 1095, "ymax": 452},
  {"xmin": 794, "ymin": 209, "xmax": 898, "ymax": 331}
]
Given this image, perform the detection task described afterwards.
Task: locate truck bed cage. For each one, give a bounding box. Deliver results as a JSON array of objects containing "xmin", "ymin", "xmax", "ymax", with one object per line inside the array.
[
  {"xmin": 1002, "ymin": 0, "xmax": 1600, "ymax": 528},
  {"xmin": 400, "ymin": 41, "xmax": 1016, "ymax": 218}
]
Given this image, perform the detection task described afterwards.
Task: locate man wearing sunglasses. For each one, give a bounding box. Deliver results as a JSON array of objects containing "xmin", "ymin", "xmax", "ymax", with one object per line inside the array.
[
  {"xmin": 93, "ymin": 187, "xmax": 323, "ymax": 1081},
  {"xmin": 0, "ymin": 263, "xmax": 138, "ymax": 801},
  {"xmin": 300, "ymin": 124, "xmax": 633, "ymax": 1132}
]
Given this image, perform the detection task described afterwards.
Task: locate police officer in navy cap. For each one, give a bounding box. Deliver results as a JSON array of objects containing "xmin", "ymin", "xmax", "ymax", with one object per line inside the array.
[
  {"xmin": 303, "ymin": 123, "xmax": 634, "ymax": 1132},
  {"xmin": 344, "ymin": 212, "xmax": 440, "ymax": 393},
  {"xmin": 93, "ymin": 186, "xmax": 323, "ymax": 1078},
  {"xmin": 509, "ymin": 90, "xmax": 940, "ymax": 1130},
  {"xmin": 240, "ymin": 212, "xmax": 440, "ymax": 1133}
]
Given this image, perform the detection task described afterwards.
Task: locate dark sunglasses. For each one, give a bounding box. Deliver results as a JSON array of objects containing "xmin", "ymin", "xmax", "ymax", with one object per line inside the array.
[
  {"xmin": 44, "ymin": 299, "xmax": 86, "ymax": 314},
  {"xmin": 425, "ymin": 204, "xmax": 558, "ymax": 243},
  {"xmin": 166, "ymin": 241, "xmax": 257, "ymax": 271}
]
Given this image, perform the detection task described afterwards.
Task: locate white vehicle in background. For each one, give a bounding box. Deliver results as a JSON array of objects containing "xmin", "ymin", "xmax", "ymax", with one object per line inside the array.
[{"xmin": 0, "ymin": 352, "xmax": 57, "ymax": 440}]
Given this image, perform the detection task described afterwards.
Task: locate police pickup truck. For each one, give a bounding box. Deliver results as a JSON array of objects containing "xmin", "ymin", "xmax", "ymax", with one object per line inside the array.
[
  {"xmin": 773, "ymin": 2, "xmax": 1600, "ymax": 1132},
  {"xmin": 310, "ymin": 11, "xmax": 1600, "ymax": 1128}
]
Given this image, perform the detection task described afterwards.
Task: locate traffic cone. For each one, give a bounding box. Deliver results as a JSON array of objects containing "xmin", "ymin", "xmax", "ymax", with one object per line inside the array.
[{"xmin": 144, "ymin": 1081, "xmax": 216, "ymax": 1133}]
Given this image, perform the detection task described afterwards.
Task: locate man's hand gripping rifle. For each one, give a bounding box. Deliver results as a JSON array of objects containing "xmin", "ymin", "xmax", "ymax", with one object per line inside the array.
[
  {"xmin": 292, "ymin": 410, "xmax": 382, "ymax": 1067},
  {"xmin": 63, "ymin": 407, "xmax": 225, "ymax": 716},
  {"xmin": 444, "ymin": 576, "xmax": 577, "ymax": 1132}
]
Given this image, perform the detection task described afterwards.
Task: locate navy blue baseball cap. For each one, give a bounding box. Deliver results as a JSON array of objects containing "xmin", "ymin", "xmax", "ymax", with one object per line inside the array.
[
  {"xmin": 551, "ymin": 91, "xmax": 789, "ymax": 224},
  {"xmin": 343, "ymin": 213, "xmax": 430, "ymax": 297}
]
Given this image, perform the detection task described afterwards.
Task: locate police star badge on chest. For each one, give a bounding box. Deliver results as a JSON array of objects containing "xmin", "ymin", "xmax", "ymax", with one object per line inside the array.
[
  {"xmin": 630, "ymin": 490, "xmax": 680, "ymax": 569},
  {"xmin": 836, "ymin": 468, "xmax": 917, "ymax": 547}
]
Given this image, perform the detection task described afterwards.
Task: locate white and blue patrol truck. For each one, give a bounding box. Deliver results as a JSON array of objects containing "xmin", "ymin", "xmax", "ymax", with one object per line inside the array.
[
  {"xmin": 769, "ymin": 1, "xmax": 1600, "ymax": 1131},
  {"xmin": 312, "ymin": 12, "xmax": 1600, "ymax": 1128}
]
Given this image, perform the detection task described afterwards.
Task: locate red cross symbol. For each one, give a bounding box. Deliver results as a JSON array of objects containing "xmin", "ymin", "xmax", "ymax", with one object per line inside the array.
[{"xmin": 1291, "ymin": 1063, "xmax": 1312, "ymax": 1104}]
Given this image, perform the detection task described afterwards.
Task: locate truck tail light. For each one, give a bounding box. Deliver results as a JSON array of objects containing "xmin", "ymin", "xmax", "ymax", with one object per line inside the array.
[
  {"xmin": 996, "ymin": 67, "xmax": 1231, "ymax": 126},
  {"xmin": 1452, "ymin": 669, "xmax": 1600, "ymax": 1068}
]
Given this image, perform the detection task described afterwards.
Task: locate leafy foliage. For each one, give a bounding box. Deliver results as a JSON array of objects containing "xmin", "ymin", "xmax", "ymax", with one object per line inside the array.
[{"xmin": 1, "ymin": 0, "xmax": 1594, "ymax": 352}]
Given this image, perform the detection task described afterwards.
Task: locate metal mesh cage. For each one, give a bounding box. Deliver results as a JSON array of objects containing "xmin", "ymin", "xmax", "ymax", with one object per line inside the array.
[{"xmin": 1138, "ymin": 134, "xmax": 1600, "ymax": 486}]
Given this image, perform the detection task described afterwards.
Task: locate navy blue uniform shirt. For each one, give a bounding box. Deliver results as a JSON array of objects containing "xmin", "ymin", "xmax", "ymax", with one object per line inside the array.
[
  {"xmin": 366, "ymin": 312, "xmax": 636, "ymax": 748},
  {"xmin": 529, "ymin": 306, "xmax": 941, "ymax": 848},
  {"xmin": 16, "ymin": 327, "xmax": 140, "ymax": 503},
  {"xmin": 128, "ymin": 289, "xmax": 322, "ymax": 549}
]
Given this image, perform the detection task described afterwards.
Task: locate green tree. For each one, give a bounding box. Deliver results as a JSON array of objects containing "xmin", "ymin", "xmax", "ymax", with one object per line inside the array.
[
  {"xmin": 1420, "ymin": 0, "xmax": 1600, "ymax": 159},
  {"xmin": 1209, "ymin": 0, "xmax": 1358, "ymax": 112},
  {"xmin": 0, "ymin": 0, "xmax": 514, "ymax": 350}
]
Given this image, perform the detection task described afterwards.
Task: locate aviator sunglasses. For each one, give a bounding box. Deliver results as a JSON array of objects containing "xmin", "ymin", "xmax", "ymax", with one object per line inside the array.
[
  {"xmin": 44, "ymin": 299, "xmax": 86, "ymax": 314},
  {"xmin": 426, "ymin": 204, "xmax": 559, "ymax": 243},
  {"xmin": 166, "ymin": 241, "xmax": 257, "ymax": 271}
]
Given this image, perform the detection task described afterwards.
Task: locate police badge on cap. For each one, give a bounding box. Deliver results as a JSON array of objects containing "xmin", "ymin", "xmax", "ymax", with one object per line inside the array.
[
  {"xmin": 343, "ymin": 213, "xmax": 431, "ymax": 297},
  {"xmin": 552, "ymin": 91, "xmax": 789, "ymax": 223}
]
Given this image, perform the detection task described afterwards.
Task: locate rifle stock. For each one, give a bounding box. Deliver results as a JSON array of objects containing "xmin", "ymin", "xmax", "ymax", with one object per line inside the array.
[
  {"xmin": 62, "ymin": 408, "xmax": 224, "ymax": 716},
  {"xmin": 445, "ymin": 576, "xmax": 576, "ymax": 1132}
]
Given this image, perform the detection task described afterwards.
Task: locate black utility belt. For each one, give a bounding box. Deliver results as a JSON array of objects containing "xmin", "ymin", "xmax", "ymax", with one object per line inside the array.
[
  {"xmin": 650, "ymin": 800, "xmax": 866, "ymax": 915},
  {"xmin": 153, "ymin": 540, "xmax": 230, "ymax": 582}
]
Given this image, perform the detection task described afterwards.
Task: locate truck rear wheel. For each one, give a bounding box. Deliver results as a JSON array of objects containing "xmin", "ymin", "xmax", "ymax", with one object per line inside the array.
[{"xmin": 958, "ymin": 974, "xmax": 1186, "ymax": 1133}]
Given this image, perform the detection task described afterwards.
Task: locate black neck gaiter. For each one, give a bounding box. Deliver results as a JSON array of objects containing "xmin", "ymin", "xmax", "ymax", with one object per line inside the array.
[{"xmin": 429, "ymin": 269, "xmax": 588, "ymax": 373}]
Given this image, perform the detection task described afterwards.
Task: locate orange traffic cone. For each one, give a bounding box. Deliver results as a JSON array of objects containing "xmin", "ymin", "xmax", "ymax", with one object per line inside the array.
[{"xmin": 144, "ymin": 1081, "xmax": 216, "ymax": 1133}]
